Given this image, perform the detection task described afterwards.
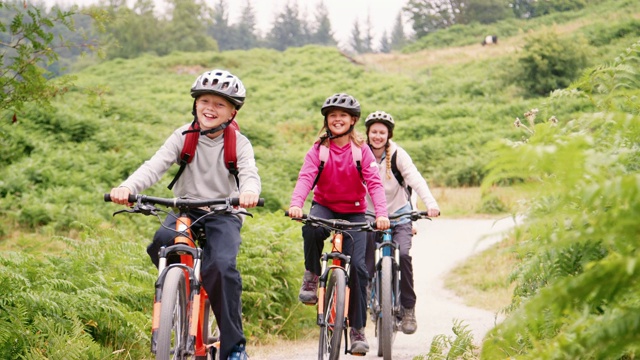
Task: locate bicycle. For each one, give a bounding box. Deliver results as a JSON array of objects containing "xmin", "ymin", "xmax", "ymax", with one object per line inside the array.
[
  {"xmin": 286, "ymin": 212, "xmax": 375, "ymax": 360},
  {"xmin": 367, "ymin": 210, "xmax": 431, "ymax": 360},
  {"xmin": 105, "ymin": 193, "xmax": 264, "ymax": 360}
]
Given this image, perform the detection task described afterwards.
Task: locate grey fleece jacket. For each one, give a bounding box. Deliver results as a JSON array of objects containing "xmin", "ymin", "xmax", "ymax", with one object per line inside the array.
[{"xmin": 120, "ymin": 123, "xmax": 261, "ymax": 200}]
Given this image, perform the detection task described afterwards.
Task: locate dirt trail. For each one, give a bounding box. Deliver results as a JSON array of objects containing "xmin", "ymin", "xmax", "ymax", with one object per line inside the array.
[{"xmin": 248, "ymin": 217, "xmax": 517, "ymax": 359}]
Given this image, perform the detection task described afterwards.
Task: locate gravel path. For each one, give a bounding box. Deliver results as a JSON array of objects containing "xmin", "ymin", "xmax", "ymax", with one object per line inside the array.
[{"xmin": 249, "ymin": 217, "xmax": 517, "ymax": 359}]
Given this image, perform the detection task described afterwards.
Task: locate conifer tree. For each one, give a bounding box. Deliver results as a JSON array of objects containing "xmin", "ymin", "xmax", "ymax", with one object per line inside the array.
[
  {"xmin": 210, "ymin": 0, "xmax": 236, "ymax": 51},
  {"xmin": 349, "ymin": 19, "xmax": 364, "ymax": 54},
  {"xmin": 391, "ymin": 11, "xmax": 407, "ymax": 50},
  {"xmin": 235, "ymin": 0, "xmax": 260, "ymax": 50},
  {"xmin": 267, "ymin": 2, "xmax": 306, "ymax": 51},
  {"xmin": 310, "ymin": 0, "xmax": 336, "ymax": 46},
  {"xmin": 379, "ymin": 30, "xmax": 391, "ymax": 53}
]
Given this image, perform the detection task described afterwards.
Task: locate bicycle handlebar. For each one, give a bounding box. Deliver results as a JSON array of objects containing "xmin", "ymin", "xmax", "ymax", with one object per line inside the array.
[
  {"xmin": 285, "ymin": 211, "xmax": 374, "ymax": 231},
  {"xmin": 104, "ymin": 193, "xmax": 265, "ymax": 208},
  {"xmin": 365, "ymin": 210, "xmax": 432, "ymax": 222}
]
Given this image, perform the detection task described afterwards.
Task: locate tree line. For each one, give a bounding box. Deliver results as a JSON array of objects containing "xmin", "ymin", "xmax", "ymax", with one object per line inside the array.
[{"xmin": 3, "ymin": 0, "xmax": 595, "ymax": 67}]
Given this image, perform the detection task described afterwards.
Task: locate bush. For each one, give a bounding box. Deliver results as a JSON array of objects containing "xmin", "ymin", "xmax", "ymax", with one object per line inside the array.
[{"xmin": 516, "ymin": 28, "xmax": 591, "ymax": 96}]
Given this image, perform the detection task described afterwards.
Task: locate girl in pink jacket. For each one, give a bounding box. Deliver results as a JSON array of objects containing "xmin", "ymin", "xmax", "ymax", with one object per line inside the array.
[{"xmin": 288, "ymin": 93, "xmax": 389, "ymax": 355}]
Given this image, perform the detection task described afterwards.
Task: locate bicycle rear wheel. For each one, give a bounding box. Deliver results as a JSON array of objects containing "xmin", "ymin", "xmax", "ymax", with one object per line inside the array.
[
  {"xmin": 156, "ymin": 267, "xmax": 189, "ymax": 360},
  {"xmin": 318, "ymin": 270, "xmax": 346, "ymax": 360},
  {"xmin": 379, "ymin": 257, "xmax": 395, "ymax": 360}
]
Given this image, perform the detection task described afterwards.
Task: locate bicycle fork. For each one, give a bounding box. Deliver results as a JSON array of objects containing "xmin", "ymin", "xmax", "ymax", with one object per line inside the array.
[
  {"xmin": 150, "ymin": 216, "xmax": 209, "ymax": 357},
  {"xmin": 375, "ymin": 231, "xmax": 401, "ymax": 316},
  {"xmin": 317, "ymin": 233, "xmax": 352, "ymax": 327}
]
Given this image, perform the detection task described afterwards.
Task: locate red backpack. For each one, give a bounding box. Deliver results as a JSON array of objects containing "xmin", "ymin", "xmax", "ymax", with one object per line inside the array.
[{"xmin": 167, "ymin": 120, "xmax": 240, "ymax": 190}]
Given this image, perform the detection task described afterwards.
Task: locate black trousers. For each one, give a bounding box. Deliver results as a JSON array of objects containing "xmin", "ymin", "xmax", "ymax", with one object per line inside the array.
[
  {"xmin": 147, "ymin": 210, "xmax": 244, "ymax": 360},
  {"xmin": 302, "ymin": 202, "xmax": 368, "ymax": 330},
  {"xmin": 365, "ymin": 221, "xmax": 417, "ymax": 308}
]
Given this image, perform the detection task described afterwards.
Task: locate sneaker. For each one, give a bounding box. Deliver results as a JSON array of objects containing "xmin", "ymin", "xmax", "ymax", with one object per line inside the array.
[
  {"xmin": 401, "ymin": 307, "xmax": 417, "ymax": 334},
  {"xmin": 228, "ymin": 343, "xmax": 248, "ymax": 360},
  {"xmin": 349, "ymin": 327, "xmax": 369, "ymax": 354},
  {"xmin": 298, "ymin": 270, "xmax": 319, "ymax": 305}
]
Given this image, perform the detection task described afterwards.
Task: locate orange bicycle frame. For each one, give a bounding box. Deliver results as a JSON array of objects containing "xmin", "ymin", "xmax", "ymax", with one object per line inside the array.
[{"xmin": 151, "ymin": 214, "xmax": 210, "ymax": 357}]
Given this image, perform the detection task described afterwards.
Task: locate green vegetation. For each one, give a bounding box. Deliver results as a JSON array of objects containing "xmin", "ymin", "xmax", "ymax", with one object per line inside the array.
[
  {"xmin": 479, "ymin": 41, "xmax": 640, "ymax": 358},
  {"xmin": 1, "ymin": 0, "xmax": 639, "ymax": 358}
]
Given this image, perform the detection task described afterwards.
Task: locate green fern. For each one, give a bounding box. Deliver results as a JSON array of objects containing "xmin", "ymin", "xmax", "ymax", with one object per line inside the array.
[{"xmin": 481, "ymin": 39, "xmax": 640, "ymax": 359}]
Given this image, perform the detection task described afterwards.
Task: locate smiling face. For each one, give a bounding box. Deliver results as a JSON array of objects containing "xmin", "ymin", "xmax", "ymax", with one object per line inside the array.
[
  {"xmin": 326, "ymin": 109, "xmax": 356, "ymax": 137},
  {"xmin": 195, "ymin": 94, "xmax": 236, "ymax": 133},
  {"xmin": 367, "ymin": 122, "xmax": 390, "ymax": 149}
]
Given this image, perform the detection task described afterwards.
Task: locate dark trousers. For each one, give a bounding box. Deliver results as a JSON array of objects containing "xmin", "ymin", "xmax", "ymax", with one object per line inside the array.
[
  {"xmin": 147, "ymin": 210, "xmax": 244, "ymax": 360},
  {"xmin": 302, "ymin": 202, "xmax": 368, "ymax": 329},
  {"xmin": 365, "ymin": 221, "xmax": 416, "ymax": 308}
]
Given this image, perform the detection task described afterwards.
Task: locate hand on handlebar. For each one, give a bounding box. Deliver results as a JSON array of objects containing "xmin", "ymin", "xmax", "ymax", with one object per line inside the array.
[
  {"xmin": 288, "ymin": 206, "xmax": 303, "ymax": 219},
  {"xmin": 427, "ymin": 208, "xmax": 441, "ymax": 217},
  {"xmin": 239, "ymin": 192, "xmax": 260, "ymax": 208},
  {"xmin": 110, "ymin": 186, "xmax": 133, "ymax": 206},
  {"xmin": 375, "ymin": 216, "xmax": 390, "ymax": 230}
]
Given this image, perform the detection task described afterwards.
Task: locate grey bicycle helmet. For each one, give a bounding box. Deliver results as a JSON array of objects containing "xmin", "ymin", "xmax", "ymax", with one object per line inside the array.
[
  {"xmin": 365, "ymin": 110, "xmax": 395, "ymax": 130},
  {"xmin": 320, "ymin": 93, "xmax": 361, "ymax": 118},
  {"xmin": 190, "ymin": 69, "xmax": 246, "ymax": 109}
]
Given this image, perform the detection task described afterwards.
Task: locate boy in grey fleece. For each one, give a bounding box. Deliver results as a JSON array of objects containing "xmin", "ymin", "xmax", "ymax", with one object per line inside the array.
[{"xmin": 109, "ymin": 69, "xmax": 260, "ymax": 360}]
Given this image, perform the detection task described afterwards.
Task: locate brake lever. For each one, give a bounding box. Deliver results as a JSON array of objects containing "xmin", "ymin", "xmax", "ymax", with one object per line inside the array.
[
  {"xmin": 208, "ymin": 205, "xmax": 254, "ymax": 218},
  {"xmin": 112, "ymin": 208, "xmax": 136, "ymax": 216}
]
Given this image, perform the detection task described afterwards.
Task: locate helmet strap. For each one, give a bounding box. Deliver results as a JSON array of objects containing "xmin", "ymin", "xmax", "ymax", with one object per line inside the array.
[
  {"xmin": 327, "ymin": 125, "xmax": 354, "ymax": 140},
  {"xmin": 199, "ymin": 113, "xmax": 236, "ymax": 136}
]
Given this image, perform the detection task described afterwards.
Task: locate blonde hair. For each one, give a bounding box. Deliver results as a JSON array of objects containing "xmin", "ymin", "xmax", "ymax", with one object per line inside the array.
[{"xmin": 384, "ymin": 143, "xmax": 393, "ymax": 180}]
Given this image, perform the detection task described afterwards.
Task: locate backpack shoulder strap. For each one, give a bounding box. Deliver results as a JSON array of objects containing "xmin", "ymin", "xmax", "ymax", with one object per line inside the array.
[
  {"xmin": 168, "ymin": 122, "xmax": 200, "ymax": 190},
  {"xmin": 312, "ymin": 144, "xmax": 329, "ymax": 188},
  {"xmin": 390, "ymin": 150, "xmax": 403, "ymax": 186},
  {"xmin": 224, "ymin": 120, "xmax": 240, "ymax": 188},
  {"xmin": 350, "ymin": 141, "xmax": 363, "ymax": 183},
  {"xmin": 391, "ymin": 149, "xmax": 413, "ymax": 202}
]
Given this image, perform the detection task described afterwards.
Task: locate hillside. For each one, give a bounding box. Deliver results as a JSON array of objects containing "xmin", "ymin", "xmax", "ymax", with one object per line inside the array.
[{"xmin": 0, "ymin": 0, "xmax": 639, "ymax": 358}]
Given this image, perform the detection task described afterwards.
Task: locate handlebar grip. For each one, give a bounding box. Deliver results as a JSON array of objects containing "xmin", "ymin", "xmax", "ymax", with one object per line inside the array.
[
  {"xmin": 230, "ymin": 198, "xmax": 266, "ymax": 207},
  {"xmin": 104, "ymin": 193, "xmax": 137, "ymax": 202},
  {"xmin": 284, "ymin": 211, "xmax": 307, "ymax": 219}
]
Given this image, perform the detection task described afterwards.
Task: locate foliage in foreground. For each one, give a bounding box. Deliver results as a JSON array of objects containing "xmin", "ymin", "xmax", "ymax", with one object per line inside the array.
[
  {"xmin": 0, "ymin": 212, "xmax": 309, "ymax": 358},
  {"xmin": 480, "ymin": 41, "xmax": 640, "ymax": 359}
]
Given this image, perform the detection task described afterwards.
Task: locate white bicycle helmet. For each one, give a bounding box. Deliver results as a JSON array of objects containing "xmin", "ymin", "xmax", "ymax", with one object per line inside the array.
[
  {"xmin": 320, "ymin": 93, "xmax": 361, "ymax": 118},
  {"xmin": 365, "ymin": 110, "xmax": 395, "ymax": 130},
  {"xmin": 191, "ymin": 69, "xmax": 246, "ymax": 109}
]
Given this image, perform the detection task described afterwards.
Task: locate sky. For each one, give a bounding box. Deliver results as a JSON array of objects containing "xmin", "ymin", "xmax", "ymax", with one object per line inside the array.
[{"xmin": 40, "ymin": 0, "xmax": 411, "ymax": 48}]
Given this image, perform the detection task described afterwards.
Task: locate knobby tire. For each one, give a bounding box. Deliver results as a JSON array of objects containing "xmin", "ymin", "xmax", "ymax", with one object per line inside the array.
[
  {"xmin": 380, "ymin": 256, "xmax": 394, "ymax": 360},
  {"xmin": 374, "ymin": 273, "xmax": 383, "ymax": 358},
  {"xmin": 318, "ymin": 270, "xmax": 346, "ymax": 360},
  {"xmin": 156, "ymin": 267, "xmax": 188, "ymax": 360}
]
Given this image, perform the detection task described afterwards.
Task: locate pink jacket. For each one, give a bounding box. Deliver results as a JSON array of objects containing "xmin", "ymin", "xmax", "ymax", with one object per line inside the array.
[{"xmin": 290, "ymin": 141, "xmax": 388, "ymax": 217}]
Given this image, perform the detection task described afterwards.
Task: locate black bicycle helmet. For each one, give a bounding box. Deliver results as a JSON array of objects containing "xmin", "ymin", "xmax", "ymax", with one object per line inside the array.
[
  {"xmin": 320, "ymin": 93, "xmax": 361, "ymax": 118},
  {"xmin": 190, "ymin": 69, "xmax": 246, "ymax": 110},
  {"xmin": 365, "ymin": 110, "xmax": 395, "ymax": 130}
]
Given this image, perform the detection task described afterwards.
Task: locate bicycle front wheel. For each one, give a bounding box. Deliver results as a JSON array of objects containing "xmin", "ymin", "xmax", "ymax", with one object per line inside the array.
[
  {"xmin": 379, "ymin": 256, "xmax": 395, "ymax": 360},
  {"xmin": 318, "ymin": 270, "xmax": 346, "ymax": 360},
  {"xmin": 156, "ymin": 267, "xmax": 189, "ymax": 360}
]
